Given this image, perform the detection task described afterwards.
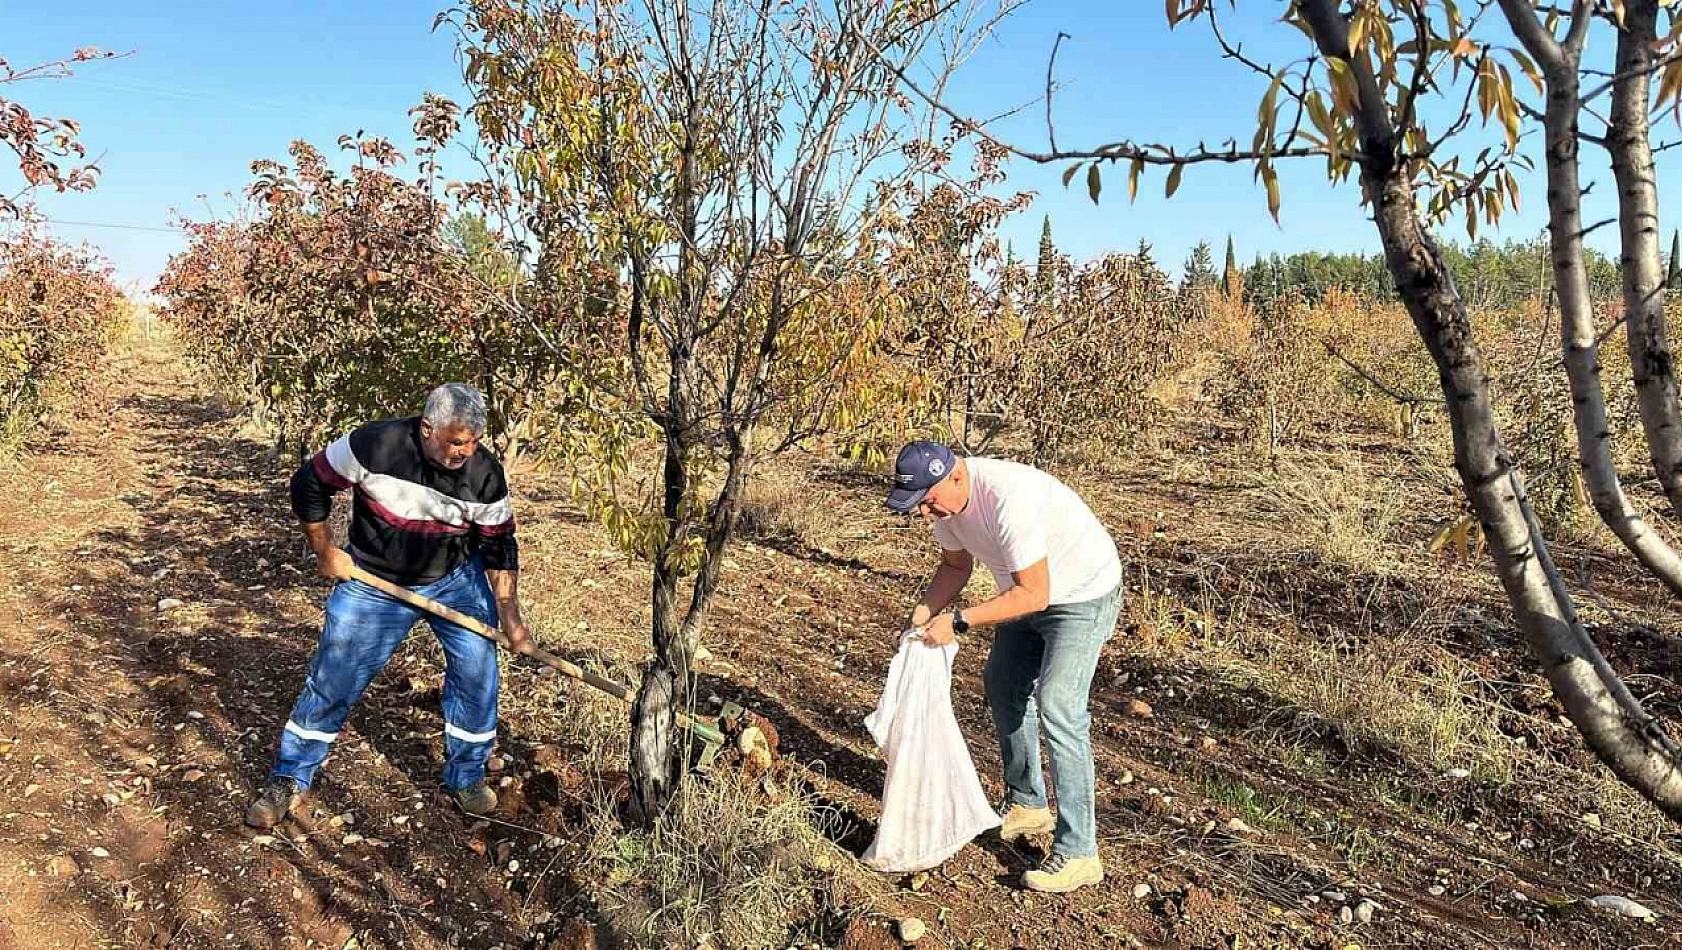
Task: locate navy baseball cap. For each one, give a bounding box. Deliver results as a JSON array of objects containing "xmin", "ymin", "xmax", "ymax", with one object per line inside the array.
[{"xmin": 886, "ymin": 440, "xmax": 956, "ymax": 512}]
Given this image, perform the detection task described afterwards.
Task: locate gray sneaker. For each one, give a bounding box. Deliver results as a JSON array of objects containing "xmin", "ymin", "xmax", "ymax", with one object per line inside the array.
[
  {"xmin": 450, "ymin": 780, "xmax": 498, "ymax": 816},
  {"xmin": 244, "ymin": 777, "xmax": 302, "ymax": 829}
]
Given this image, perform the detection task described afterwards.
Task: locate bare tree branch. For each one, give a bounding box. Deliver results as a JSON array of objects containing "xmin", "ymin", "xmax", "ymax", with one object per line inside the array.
[
  {"xmin": 1585, "ymin": 44, "xmax": 1682, "ymax": 102},
  {"xmin": 1044, "ymin": 31, "xmax": 1069, "ymax": 154}
]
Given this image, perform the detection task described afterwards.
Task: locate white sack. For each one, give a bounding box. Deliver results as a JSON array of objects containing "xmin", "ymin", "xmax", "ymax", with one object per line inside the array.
[{"xmin": 862, "ymin": 632, "xmax": 1000, "ymax": 873}]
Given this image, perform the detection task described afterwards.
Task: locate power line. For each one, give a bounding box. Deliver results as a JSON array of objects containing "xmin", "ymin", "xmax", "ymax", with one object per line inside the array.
[{"xmin": 41, "ymin": 218, "xmax": 182, "ymax": 233}]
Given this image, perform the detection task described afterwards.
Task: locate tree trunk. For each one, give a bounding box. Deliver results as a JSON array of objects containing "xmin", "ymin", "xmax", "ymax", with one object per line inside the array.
[
  {"xmin": 1609, "ymin": 0, "xmax": 1682, "ymax": 515},
  {"xmin": 629, "ymin": 357, "xmax": 699, "ymax": 823},
  {"xmin": 1299, "ymin": 0, "xmax": 1682, "ymax": 819},
  {"xmin": 1509, "ymin": 11, "xmax": 1682, "ymax": 597}
]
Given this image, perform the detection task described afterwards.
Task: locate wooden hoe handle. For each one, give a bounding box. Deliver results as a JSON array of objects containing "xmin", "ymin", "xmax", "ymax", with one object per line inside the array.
[{"xmin": 345, "ymin": 566, "xmax": 725, "ymax": 746}]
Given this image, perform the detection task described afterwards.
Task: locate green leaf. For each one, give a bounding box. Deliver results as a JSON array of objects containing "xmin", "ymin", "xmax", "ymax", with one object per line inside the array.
[
  {"xmin": 1086, "ymin": 163, "xmax": 1102, "ymax": 204},
  {"xmin": 1306, "ymin": 92, "xmax": 1333, "ymax": 139}
]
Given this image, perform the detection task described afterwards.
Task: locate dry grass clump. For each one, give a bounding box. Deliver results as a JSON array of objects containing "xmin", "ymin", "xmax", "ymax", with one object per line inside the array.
[
  {"xmin": 736, "ymin": 469, "xmax": 865, "ymax": 554},
  {"xmin": 513, "ymin": 666, "xmax": 862, "ymax": 949},
  {"xmin": 1135, "ymin": 569, "xmax": 1520, "ymax": 785},
  {"xmin": 580, "ymin": 768, "xmax": 850, "ymax": 947},
  {"xmin": 1253, "ymin": 458, "xmax": 1408, "ymax": 573},
  {"xmin": 1221, "ymin": 625, "xmax": 1518, "ymax": 785}
]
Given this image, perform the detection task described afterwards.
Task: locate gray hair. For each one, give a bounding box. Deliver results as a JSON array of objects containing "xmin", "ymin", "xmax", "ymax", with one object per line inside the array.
[{"xmin": 422, "ymin": 383, "xmax": 488, "ymax": 434}]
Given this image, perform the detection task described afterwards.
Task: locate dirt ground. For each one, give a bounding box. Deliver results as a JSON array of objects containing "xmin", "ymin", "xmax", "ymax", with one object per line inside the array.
[{"xmin": 2, "ymin": 329, "xmax": 1681, "ymax": 949}]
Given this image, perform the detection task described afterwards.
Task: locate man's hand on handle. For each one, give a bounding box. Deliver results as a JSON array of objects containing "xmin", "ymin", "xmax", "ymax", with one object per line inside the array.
[
  {"xmin": 301, "ymin": 520, "xmax": 353, "ymax": 581},
  {"xmin": 487, "ymin": 568, "xmax": 533, "ymax": 655},
  {"xmin": 315, "ymin": 546, "xmax": 354, "ymax": 582},
  {"xmin": 501, "ymin": 616, "xmax": 534, "ymax": 655}
]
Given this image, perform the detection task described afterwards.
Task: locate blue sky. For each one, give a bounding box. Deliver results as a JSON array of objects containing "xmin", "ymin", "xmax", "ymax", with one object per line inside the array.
[{"xmin": 7, "ymin": 0, "xmax": 1671, "ymax": 293}]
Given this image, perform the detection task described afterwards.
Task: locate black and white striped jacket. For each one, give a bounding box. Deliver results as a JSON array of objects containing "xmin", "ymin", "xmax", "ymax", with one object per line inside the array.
[{"xmin": 289, "ymin": 416, "xmax": 518, "ymax": 585}]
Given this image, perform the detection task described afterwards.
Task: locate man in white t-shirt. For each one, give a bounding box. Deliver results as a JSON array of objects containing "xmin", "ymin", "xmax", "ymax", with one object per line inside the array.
[{"xmin": 886, "ymin": 440, "xmax": 1122, "ymax": 893}]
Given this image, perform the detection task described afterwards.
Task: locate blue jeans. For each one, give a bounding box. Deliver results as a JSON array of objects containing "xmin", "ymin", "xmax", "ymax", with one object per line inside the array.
[
  {"xmin": 270, "ymin": 557, "xmax": 501, "ymax": 791},
  {"xmin": 984, "ymin": 584, "xmax": 1121, "ymax": 858}
]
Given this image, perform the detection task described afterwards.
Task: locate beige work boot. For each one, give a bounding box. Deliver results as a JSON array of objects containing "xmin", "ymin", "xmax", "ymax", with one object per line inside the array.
[
  {"xmin": 1022, "ymin": 853, "xmax": 1104, "ymax": 893},
  {"xmin": 997, "ymin": 803, "xmax": 1056, "ymax": 842}
]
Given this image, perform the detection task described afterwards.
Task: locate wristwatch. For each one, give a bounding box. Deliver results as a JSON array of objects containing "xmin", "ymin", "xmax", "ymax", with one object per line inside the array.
[{"xmin": 952, "ymin": 608, "xmax": 970, "ymax": 635}]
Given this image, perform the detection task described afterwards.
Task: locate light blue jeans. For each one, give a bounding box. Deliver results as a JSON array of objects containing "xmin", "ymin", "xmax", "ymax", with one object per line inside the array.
[
  {"xmin": 270, "ymin": 556, "xmax": 500, "ymax": 791},
  {"xmin": 984, "ymin": 584, "xmax": 1121, "ymax": 858}
]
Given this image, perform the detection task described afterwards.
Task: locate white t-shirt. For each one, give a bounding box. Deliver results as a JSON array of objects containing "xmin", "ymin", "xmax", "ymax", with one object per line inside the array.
[{"xmin": 933, "ymin": 457, "xmax": 1121, "ymax": 605}]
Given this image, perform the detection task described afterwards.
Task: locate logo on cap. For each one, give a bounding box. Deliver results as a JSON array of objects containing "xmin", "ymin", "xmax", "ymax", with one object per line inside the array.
[{"xmin": 928, "ymin": 458, "xmax": 946, "ymax": 478}]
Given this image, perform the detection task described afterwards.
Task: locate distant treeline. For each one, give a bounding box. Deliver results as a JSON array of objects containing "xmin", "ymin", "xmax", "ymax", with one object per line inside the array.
[{"xmin": 1201, "ymin": 234, "xmax": 1639, "ymax": 312}]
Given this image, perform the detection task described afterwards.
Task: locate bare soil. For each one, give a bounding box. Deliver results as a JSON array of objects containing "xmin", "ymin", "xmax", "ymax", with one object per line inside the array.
[{"xmin": 2, "ymin": 330, "xmax": 1681, "ymax": 949}]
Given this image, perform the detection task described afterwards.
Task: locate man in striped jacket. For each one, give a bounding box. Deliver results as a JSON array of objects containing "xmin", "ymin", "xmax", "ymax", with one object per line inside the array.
[{"xmin": 245, "ymin": 383, "xmax": 533, "ymax": 828}]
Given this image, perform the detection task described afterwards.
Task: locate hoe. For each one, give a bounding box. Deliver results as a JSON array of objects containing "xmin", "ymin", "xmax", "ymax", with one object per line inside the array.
[{"xmin": 348, "ymin": 566, "xmax": 728, "ymax": 767}]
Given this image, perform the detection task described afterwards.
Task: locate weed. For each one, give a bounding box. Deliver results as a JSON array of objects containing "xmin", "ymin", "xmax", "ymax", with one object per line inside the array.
[
  {"xmin": 1197, "ymin": 773, "xmax": 1294, "ymax": 829},
  {"xmin": 736, "ymin": 470, "xmax": 859, "ymax": 554},
  {"xmin": 1199, "ymin": 624, "xmax": 1518, "ymax": 787},
  {"xmin": 505, "ymin": 662, "xmax": 865, "ymax": 949},
  {"xmin": 1254, "ymin": 458, "xmax": 1407, "ymax": 573}
]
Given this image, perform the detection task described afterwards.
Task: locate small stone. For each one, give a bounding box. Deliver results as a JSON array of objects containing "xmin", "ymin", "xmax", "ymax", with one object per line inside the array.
[
  {"xmin": 1126, "ymin": 699, "xmax": 1154, "ymax": 718},
  {"xmin": 1589, "ymin": 895, "xmax": 1657, "ymax": 920},
  {"xmin": 897, "ymin": 917, "xmax": 926, "ymax": 943},
  {"xmin": 251, "ymin": 836, "xmax": 275, "ymax": 847},
  {"xmin": 90, "ymin": 847, "xmax": 111, "ymax": 859},
  {"xmin": 46, "ymin": 855, "xmax": 80, "ymax": 877},
  {"xmin": 1338, "ymin": 905, "xmax": 1353, "ymax": 924},
  {"xmin": 1445, "ymin": 768, "xmax": 1471, "ymax": 779},
  {"xmin": 1322, "ymin": 890, "xmax": 1348, "ymax": 904},
  {"xmin": 186, "ymin": 711, "xmax": 205, "ymax": 720},
  {"xmin": 24, "ymin": 784, "xmax": 41, "ymax": 798},
  {"xmin": 1117, "ymin": 769, "xmax": 1135, "ymax": 785},
  {"xmin": 1428, "ymin": 885, "xmax": 1445, "ymax": 897},
  {"xmin": 342, "ymin": 834, "xmax": 364, "ymax": 845},
  {"xmin": 1132, "ymin": 883, "xmax": 1152, "ymax": 899},
  {"xmin": 1355, "ymin": 900, "xmax": 1376, "ymax": 923},
  {"xmin": 182, "ymin": 769, "xmax": 205, "ymax": 783},
  {"xmin": 508, "ymin": 859, "xmax": 520, "ymax": 874},
  {"xmin": 391, "ymin": 815, "xmax": 408, "ymax": 825},
  {"xmin": 1224, "ymin": 817, "xmax": 1257, "ymax": 835},
  {"xmin": 908, "ymin": 871, "xmax": 929, "ymax": 892},
  {"xmin": 487, "ymin": 756, "xmax": 506, "ymax": 772},
  {"xmin": 1581, "ymin": 812, "xmax": 1602, "ymax": 829},
  {"xmin": 156, "ymin": 598, "xmax": 185, "ymax": 612}
]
